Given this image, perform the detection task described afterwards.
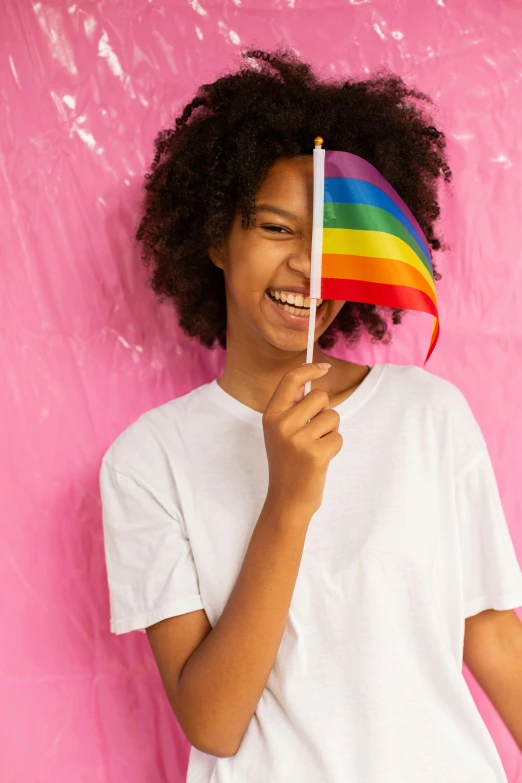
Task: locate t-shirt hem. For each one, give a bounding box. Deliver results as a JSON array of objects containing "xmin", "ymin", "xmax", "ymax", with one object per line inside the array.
[
  {"xmin": 464, "ymin": 589, "xmax": 522, "ymax": 618},
  {"xmin": 110, "ymin": 596, "xmax": 205, "ymax": 635}
]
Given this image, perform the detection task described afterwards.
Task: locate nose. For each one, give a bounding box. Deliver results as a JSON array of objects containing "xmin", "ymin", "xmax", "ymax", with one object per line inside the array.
[{"xmin": 286, "ymin": 235, "xmax": 312, "ymax": 280}]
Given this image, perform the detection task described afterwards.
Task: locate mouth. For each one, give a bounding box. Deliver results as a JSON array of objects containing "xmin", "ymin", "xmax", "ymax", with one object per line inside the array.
[{"xmin": 265, "ymin": 290, "xmax": 326, "ymax": 325}]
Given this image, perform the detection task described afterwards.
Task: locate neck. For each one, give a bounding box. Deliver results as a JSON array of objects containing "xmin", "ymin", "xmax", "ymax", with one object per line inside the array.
[{"xmin": 217, "ymin": 322, "xmax": 363, "ymax": 413}]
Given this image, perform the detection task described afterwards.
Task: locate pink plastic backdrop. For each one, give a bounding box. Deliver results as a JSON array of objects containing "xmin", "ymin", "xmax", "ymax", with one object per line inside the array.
[{"xmin": 2, "ymin": 0, "xmax": 522, "ymax": 780}]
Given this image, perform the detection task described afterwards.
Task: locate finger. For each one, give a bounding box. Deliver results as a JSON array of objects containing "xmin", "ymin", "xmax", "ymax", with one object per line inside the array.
[
  {"xmin": 294, "ymin": 406, "xmax": 340, "ymax": 440},
  {"xmin": 285, "ymin": 388, "xmax": 332, "ymax": 429},
  {"xmin": 315, "ymin": 430, "xmax": 344, "ymax": 459},
  {"xmin": 267, "ymin": 363, "xmax": 331, "ymax": 414}
]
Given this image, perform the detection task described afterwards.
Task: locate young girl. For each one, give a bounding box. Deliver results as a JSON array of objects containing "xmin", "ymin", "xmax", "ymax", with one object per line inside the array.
[{"xmin": 99, "ymin": 48, "xmax": 522, "ymax": 782}]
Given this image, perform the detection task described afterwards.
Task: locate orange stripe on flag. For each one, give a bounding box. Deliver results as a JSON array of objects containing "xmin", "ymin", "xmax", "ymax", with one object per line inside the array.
[{"xmin": 322, "ymin": 253, "xmax": 436, "ymax": 306}]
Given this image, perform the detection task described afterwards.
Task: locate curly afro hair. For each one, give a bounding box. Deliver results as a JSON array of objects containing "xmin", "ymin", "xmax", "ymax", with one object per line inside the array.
[{"xmin": 135, "ymin": 47, "xmax": 452, "ymax": 351}]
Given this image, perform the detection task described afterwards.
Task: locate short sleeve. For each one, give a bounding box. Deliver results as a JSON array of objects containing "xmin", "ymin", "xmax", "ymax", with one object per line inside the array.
[
  {"xmin": 99, "ymin": 458, "xmax": 204, "ymax": 635},
  {"xmin": 456, "ymin": 448, "xmax": 522, "ymax": 619}
]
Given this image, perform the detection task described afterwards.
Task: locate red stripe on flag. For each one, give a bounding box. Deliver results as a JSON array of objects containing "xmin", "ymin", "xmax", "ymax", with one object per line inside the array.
[
  {"xmin": 320, "ymin": 278, "xmax": 437, "ymax": 318},
  {"xmin": 425, "ymin": 317, "xmax": 440, "ymax": 364}
]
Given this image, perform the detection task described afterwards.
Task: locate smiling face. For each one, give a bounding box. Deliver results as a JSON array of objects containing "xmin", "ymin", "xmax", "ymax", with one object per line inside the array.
[{"xmin": 208, "ymin": 155, "xmax": 345, "ymax": 357}]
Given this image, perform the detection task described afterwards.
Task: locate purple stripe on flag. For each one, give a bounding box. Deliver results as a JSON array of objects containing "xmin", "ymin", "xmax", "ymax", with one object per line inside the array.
[{"xmin": 324, "ymin": 150, "xmax": 426, "ymax": 247}]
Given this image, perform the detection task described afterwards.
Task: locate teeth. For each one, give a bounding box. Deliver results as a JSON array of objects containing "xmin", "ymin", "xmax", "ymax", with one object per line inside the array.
[
  {"xmin": 270, "ymin": 298, "xmax": 312, "ymax": 318},
  {"xmin": 269, "ymin": 290, "xmax": 323, "ymax": 307},
  {"xmin": 281, "ymin": 302, "xmax": 307, "ymax": 317}
]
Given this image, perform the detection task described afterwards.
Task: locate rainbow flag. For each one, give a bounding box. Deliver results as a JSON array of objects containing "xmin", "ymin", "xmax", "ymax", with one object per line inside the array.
[{"xmin": 310, "ymin": 140, "xmax": 439, "ymax": 364}]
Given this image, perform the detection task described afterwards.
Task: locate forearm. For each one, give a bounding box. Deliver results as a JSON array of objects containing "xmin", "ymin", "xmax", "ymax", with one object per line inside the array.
[
  {"xmin": 176, "ymin": 497, "xmax": 310, "ymax": 757},
  {"xmin": 491, "ymin": 636, "xmax": 522, "ymax": 751},
  {"xmin": 469, "ymin": 631, "xmax": 522, "ymax": 752}
]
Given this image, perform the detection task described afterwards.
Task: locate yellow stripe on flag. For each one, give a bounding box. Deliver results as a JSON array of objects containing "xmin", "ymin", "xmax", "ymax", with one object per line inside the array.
[{"xmin": 323, "ymin": 228, "xmax": 435, "ymax": 296}]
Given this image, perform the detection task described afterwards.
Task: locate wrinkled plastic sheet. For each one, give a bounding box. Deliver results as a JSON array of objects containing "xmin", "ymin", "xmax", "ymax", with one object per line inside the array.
[{"xmin": 2, "ymin": 0, "xmax": 522, "ymax": 780}]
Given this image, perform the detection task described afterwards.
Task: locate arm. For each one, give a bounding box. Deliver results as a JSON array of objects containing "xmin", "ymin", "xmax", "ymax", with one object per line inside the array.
[
  {"xmin": 146, "ymin": 362, "xmax": 341, "ymax": 758},
  {"xmin": 463, "ymin": 608, "xmax": 522, "ymax": 751},
  {"xmin": 148, "ymin": 498, "xmax": 310, "ymax": 758}
]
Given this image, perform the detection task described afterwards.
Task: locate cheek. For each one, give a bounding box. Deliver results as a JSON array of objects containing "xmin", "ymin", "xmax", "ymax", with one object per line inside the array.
[
  {"xmin": 229, "ymin": 267, "xmax": 263, "ymax": 300},
  {"xmin": 228, "ymin": 251, "xmax": 277, "ymax": 299},
  {"xmin": 225, "ymin": 263, "xmax": 266, "ymax": 312}
]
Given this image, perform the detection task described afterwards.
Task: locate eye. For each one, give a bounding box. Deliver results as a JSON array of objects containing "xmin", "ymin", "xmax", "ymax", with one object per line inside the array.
[{"xmin": 262, "ymin": 225, "xmax": 290, "ymax": 234}]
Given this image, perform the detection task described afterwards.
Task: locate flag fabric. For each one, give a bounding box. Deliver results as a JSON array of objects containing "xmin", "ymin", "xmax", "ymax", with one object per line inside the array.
[{"xmin": 310, "ymin": 142, "xmax": 440, "ymax": 364}]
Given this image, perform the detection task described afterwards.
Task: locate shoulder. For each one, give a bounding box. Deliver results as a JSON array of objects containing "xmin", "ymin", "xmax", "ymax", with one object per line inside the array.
[
  {"xmin": 384, "ymin": 363, "xmax": 474, "ymax": 415},
  {"xmin": 101, "ymin": 381, "xmax": 214, "ymax": 477},
  {"xmin": 384, "ymin": 363, "xmax": 486, "ymax": 469}
]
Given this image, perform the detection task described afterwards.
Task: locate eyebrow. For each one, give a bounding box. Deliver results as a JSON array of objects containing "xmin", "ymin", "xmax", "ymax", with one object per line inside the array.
[{"xmin": 253, "ymin": 203, "xmax": 300, "ymax": 222}]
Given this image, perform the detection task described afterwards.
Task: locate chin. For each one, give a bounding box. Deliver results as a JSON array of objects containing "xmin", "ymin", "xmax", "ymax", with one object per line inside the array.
[{"xmin": 262, "ymin": 325, "xmax": 330, "ymax": 354}]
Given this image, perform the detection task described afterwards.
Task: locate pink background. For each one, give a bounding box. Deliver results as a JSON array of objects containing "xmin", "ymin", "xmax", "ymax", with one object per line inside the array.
[{"xmin": 2, "ymin": 0, "xmax": 522, "ymax": 780}]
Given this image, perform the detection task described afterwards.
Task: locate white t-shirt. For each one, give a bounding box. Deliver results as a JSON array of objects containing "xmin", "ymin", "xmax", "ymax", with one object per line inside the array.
[{"xmin": 99, "ymin": 363, "xmax": 522, "ymax": 783}]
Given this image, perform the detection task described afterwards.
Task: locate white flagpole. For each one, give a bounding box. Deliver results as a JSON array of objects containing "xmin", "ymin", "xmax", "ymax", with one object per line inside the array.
[{"xmin": 304, "ymin": 137, "xmax": 325, "ymax": 396}]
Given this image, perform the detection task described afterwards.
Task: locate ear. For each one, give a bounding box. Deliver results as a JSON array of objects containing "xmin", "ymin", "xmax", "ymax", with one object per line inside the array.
[{"xmin": 208, "ymin": 238, "xmax": 227, "ymax": 271}]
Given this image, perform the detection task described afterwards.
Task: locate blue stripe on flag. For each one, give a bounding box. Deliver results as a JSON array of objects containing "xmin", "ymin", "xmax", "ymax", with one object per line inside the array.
[{"xmin": 324, "ymin": 177, "xmax": 431, "ymax": 262}]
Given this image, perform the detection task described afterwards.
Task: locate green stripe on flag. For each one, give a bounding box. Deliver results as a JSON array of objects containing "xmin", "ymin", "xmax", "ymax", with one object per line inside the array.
[{"xmin": 323, "ymin": 202, "xmax": 432, "ymax": 274}]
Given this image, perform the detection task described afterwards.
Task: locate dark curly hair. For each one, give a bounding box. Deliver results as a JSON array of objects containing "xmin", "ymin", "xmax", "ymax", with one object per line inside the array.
[{"xmin": 135, "ymin": 47, "xmax": 452, "ymax": 351}]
